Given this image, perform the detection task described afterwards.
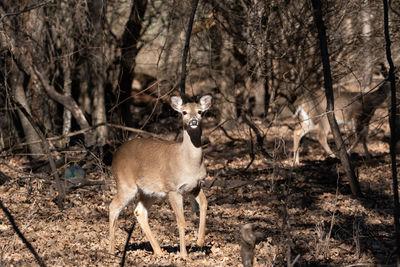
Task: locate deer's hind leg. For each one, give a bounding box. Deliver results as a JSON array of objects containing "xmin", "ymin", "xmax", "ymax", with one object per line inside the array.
[
  {"xmin": 316, "ymin": 127, "xmax": 334, "ymax": 157},
  {"xmin": 293, "ymin": 116, "xmax": 316, "ymax": 164},
  {"xmin": 109, "ymin": 185, "xmax": 138, "ymax": 254},
  {"xmin": 347, "ymin": 121, "xmax": 371, "ymax": 159}
]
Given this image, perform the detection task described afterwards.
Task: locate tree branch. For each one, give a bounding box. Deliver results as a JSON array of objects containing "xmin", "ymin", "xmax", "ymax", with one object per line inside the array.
[{"xmin": 389, "ymin": 0, "xmax": 400, "ymax": 17}]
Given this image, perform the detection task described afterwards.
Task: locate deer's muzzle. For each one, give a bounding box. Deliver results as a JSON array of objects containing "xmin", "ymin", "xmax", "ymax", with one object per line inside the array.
[{"xmin": 189, "ymin": 118, "xmax": 199, "ymax": 128}]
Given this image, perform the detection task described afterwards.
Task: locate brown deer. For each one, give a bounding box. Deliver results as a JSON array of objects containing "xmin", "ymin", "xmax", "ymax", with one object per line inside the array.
[
  {"xmin": 293, "ymin": 81, "xmax": 390, "ymax": 164},
  {"xmin": 109, "ymin": 95, "xmax": 212, "ymax": 258}
]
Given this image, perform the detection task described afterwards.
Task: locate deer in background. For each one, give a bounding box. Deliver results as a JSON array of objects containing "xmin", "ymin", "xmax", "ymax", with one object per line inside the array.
[
  {"xmin": 293, "ymin": 81, "xmax": 391, "ymax": 165},
  {"xmin": 109, "ymin": 95, "xmax": 212, "ymax": 258}
]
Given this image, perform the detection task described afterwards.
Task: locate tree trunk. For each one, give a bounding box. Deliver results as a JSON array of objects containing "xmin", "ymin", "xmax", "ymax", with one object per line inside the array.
[
  {"xmin": 311, "ymin": 0, "xmax": 361, "ymax": 198},
  {"xmin": 118, "ymin": 0, "xmax": 148, "ymax": 127},
  {"xmin": 254, "ymin": 80, "xmax": 266, "ymax": 117},
  {"xmin": 220, "ymin": 76, "xmax": 238, "ymax": 129},
  {"xmin": 25, "ymin": 4, "xmax": 53, "ymax": 134},
  {"xmin": 361, "ymin": 0, "xmax": 373, "ymax": 91},
  {"xmin": 209, "ymin": 20, "xmax": 237, "ymax": 129},
  {"xmin": 383, "ymin": 0, "xmax": 400, "ymax": 264},
  {"xmin": 61, "ymin": 59, "xmax": 72, "ymax": 148},
  {"xmin": 11, "ymin": 68, "xmax": 43, "ymax": 158},
  {"xmin": 58, "ymin": 1, "xmax": 74, "ymax": 148},
  {"xmin": 88, "ymin": 0, "xmax": 107, "ymax": 146},
  {"xmin": 247, "ymin": 0, "xmax": 268, "ymax": 117}
]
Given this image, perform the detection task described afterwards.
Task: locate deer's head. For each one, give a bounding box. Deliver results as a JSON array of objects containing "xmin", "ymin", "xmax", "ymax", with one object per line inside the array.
[{"xmin": 170, "ymin": 95, "xmax": 212, "ymax": 147}]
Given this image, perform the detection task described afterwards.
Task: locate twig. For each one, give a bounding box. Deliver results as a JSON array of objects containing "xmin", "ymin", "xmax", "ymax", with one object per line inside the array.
[
  {"xmin": 322, "ymin": 165, "xmax": 340, "ymax": 255},
  {"xmin": 241, "ymin": 114, "xmax": 272, "ymax": 159},
  {"xmin": 287, "ymin": 254, "xmax": 300, "ymax": 267},
  {"xmin": 204, "ymin": 169, "xmax": 224, "ymax": 189},
  {"xmin": 389, "ymin": 0, "xmax": 400, "ymax": 17},
  {"xmin": 219, "ymin": 126, "xmax": 242, "ymax": 142},
  {"xmin": 244, "ymin": 126, "xmax": 255, "ymax": 171},
  {"xmin": 0, "ymin": 199, "xmax": 46, "ymax": 267}
]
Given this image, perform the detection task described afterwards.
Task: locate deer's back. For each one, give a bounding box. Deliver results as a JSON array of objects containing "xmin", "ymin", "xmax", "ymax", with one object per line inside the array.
[
  {"xmin": 299, "ymin": 91, "xmax": 362, "ymax": 122},
  {"xmin": 112, "ymin": 138, "xmax": 181, "ymax": 191}
]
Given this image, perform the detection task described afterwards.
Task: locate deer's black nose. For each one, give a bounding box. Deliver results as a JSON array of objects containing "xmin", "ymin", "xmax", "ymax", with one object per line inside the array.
[{"xmin": 189, "ymin": 118, "xmax": 199, "ymax": 128}]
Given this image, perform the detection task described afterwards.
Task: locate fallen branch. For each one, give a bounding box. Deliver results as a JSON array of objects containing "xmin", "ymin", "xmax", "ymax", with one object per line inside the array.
[{"xmin": 65, "ymin": 178, "xmax": 107, "ymax": 194}]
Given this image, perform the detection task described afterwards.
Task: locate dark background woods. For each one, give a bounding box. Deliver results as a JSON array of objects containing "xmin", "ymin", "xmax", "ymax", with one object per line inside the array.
[
  {"xmin": 0, "ymin": 0, "xmax": 400, "ymax": 266},
  {"xmin": 2, "ymin": 0, "xmax": 399, "ymax": 154}
]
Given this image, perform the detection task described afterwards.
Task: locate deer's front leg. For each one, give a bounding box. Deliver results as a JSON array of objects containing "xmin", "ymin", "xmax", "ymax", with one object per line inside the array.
[
  {"xmin": 168, "ymin": 191, "xmax": 187, "ymax": 258},
  {"xmin": 195, "ymin": 188, "xmax": 207, "ymax": 246}
]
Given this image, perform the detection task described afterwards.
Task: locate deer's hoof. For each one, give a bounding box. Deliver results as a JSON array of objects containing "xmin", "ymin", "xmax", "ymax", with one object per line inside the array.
[
  {"xmin": 197, "ymin": 239, "xmax": 204, "ymax": 247},
  {"xmin": 180, "ymin": 253, "xmax": 188, "ymax": 258}
]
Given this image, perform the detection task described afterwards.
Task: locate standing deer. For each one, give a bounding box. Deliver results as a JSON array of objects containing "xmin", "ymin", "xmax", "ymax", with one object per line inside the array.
[
  {"xmin": 293, "ymin": 81, "xmax": 390, "ymax": 164},
  {"xmin": 109, "ymin": 95, "xmax": 212, "ymax": 258}
]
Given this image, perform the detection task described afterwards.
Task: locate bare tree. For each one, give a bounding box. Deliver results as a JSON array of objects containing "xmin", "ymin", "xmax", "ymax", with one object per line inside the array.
[
  {"xmin": 383, "ymin": 0, "xmax": 400, "ymax": 264},
  {"xmin": 117, "ymin": 0, "xmax": 148, "ymax": 128},
  {"xmin": 311, "ymin": 0, "xmax": 362, "ymax": 198},
  {"xmin": 87, "ymin": 0, "xmax": 108, "ymax": 146}
]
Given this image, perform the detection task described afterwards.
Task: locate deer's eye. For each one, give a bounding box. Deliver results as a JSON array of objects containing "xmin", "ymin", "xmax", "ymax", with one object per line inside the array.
[
  {"xmin": 182, "ymin": 111, "xmax": 187, "ymax": 115},
  {"xmin": 198, "ymin": 110, "xmax": 202, "ymax": 115}
]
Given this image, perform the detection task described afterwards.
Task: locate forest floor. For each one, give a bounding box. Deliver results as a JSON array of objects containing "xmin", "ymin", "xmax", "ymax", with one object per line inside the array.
[{"xmin": 0, "ymin": 107, "xmax": 398, "ymax": 266}]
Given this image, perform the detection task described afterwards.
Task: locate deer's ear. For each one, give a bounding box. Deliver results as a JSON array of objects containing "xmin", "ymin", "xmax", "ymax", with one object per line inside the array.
[
  {"xmin": 170, "ymin": 96, "xmax": 183, "ymax": 112},
  {"xmin": 200, "ymin": 95, "xmax": 212, "ymax": 111}
]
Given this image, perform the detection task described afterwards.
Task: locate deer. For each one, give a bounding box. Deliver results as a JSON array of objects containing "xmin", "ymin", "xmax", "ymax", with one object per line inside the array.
[
  {"xmin": 109, "ymin": 94, "xmax": 212, "ymax": 258},
  {"xmin": 293, "ymin": 81, "xmax": 391, "ymax": 165}
]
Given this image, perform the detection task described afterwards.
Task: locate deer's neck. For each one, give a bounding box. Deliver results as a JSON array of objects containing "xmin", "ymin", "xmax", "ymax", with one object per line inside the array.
[
  {"xmin": 181, "ymin": 129, "xmax": 203, "ymax": 160},
  {"xmin": 176, "ymin": 130, "xmax": 205, "ymax": 193},
  {"xmin": 183, "ymin": 125, "xmax": 202, "ymax": 148}
]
